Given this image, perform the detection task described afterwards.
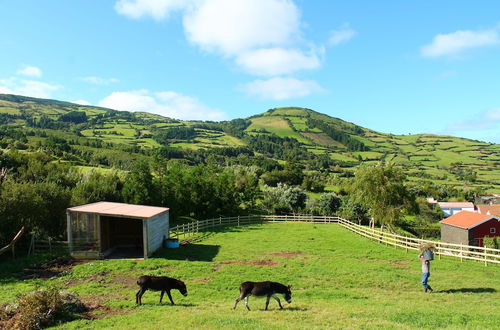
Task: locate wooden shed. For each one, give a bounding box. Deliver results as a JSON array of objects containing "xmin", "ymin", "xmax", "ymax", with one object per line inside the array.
[
  {"xmin": 440, "ymin": 211, "xmax": 500, "ymax": 246},
  {"xmin": 67, "ymin": 202, "xmax": 169, "ymax": 259}
]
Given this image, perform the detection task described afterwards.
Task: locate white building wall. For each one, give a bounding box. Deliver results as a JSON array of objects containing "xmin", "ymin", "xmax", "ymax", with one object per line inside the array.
[
  {"xmin": 146, "ymin": 211, "xmax": 169, "ymax": 256},
  {"xmin": 442, "ymin": 207, "xmax": 475, "ymax": 217}
]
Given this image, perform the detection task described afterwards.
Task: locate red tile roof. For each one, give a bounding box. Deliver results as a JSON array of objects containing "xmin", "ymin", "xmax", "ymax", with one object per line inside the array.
[
  {"xmin": 477, "ymin": 204, "xmax": 500, "ymax": 217},
  {"xmin": 440, "ymin": 211, "xmax": 498, "ymax": 229},
  {"xmin": 67, "ymin": 202, "xmax": 169, "ymax": 218}
]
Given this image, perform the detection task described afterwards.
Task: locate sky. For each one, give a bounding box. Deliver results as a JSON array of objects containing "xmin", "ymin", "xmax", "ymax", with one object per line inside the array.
[{"xmin": 1, "ymin": 0, "xmax": 499, "ymax": 143}]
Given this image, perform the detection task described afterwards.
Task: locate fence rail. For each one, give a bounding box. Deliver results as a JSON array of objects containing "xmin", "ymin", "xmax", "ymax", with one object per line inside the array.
[{"xmin": 170, "ymin": 215, "xmax": 500, "ymax": 266}]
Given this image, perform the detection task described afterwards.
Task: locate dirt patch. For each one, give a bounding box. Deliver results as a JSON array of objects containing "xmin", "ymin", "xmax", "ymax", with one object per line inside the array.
[
  {"xmin": 82, "ymin": 300, "xmax": 132, "ymax": 320},
  {"xmin": 217, "ymin": 259, "xmax": 278, "ymax": 267},
  {"xmin": 112, "ymin": 274, "xmax": 138, "ymax": 289},
  {"xmin": 191, "ymin": 278, "xmax": 213, "ymax": 283},
  {"xmin": 359, "ymin": 258, "xmax": 409, "ymax": 267},
  {"xmin": 20, "ymin": 257, "xmax": 88, "ymax": 280},
  {"xmin": 266, "ymin": 252, "xmax": 304, "ymax": 258}
]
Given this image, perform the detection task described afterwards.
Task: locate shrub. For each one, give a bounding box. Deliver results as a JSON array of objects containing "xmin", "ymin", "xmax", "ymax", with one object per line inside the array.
[{"xmin": 0, "ymin": 287, "xmax": 85, "ymax": 330}]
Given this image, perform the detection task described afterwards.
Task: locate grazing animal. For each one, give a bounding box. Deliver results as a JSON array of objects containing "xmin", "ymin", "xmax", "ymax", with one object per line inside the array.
[
  {"xmin": 136, "ymin": 275, "xmax": 188, "ymax": 305},
  {"xmin": 233, "ymin": 281, "xmax": 292, "ymax": 311}
]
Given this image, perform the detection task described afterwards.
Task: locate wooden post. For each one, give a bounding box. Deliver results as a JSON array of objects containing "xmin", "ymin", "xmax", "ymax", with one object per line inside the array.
[
  {"xmin": 48, "ymin": 237, "xmax": 52, "ymax": 253},
  {"xmin": 237, "ymin": 215, "xmax": 240, "ymax": 226},
  {"xmin": 460, "ymin": 245, "xmax": 463, "ymax": 262},
  {"xmin": 405, "ymin": 237, "xmax": 408, "ymax": 253},
  {"xmin": 484, "ymin": 251, "xmax": 487, "ymax": 267}
]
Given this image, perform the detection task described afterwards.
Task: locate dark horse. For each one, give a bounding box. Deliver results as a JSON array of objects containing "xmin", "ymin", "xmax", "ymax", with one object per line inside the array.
[
  {"xmin": 233, "ymin": 281, "xmax": 292, "ymax": 311},
  {"xmin": 136, "ymin": 275, "xmax": 188, "ymax": 305}
]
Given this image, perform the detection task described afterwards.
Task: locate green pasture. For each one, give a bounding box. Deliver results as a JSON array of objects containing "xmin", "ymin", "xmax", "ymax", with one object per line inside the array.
[
  {"xmin": 2, "ymin": 223, "xmax": 498, "ymax": 329},
  {"xmin": 247, "ymin": 117, "xmax": 310, "ymax": 144}
]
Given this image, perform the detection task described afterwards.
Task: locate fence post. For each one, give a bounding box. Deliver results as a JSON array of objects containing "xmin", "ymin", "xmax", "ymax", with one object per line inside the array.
[
  {"xmin": 238, "ymin": 215, "xmax": 240, "ymax": 226},
  {"xmin": 484, "ymin": 251, "xmax": 487, "ymax": 267},
  {"xmin": 460, "ymin": 245, "xmax": 463, "ymax": 262},
  {"xmin": 405, "ymin": 237, "xmax": 408, "ymax": 253}
]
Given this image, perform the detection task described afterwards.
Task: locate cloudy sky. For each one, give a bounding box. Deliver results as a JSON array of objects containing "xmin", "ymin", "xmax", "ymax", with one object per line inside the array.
[{"xmin": 1, "ymin": 0, "xmax": 499, "ymax": 142}]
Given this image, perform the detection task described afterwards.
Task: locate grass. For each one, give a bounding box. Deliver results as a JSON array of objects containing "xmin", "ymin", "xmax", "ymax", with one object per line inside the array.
[{"xmin": 1, "ymin": 223, "xmax": 499, "ymax": 329}]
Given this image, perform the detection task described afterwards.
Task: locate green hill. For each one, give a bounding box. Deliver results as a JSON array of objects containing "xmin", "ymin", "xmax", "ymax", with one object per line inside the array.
[{"xmin": 0, "ymin": 94, "xmax": 498, "ymax": 192}]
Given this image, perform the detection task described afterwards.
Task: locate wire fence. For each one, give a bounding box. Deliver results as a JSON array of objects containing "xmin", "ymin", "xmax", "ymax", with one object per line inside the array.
[{"xmin": 170, "ymin": 215, "xmax": 500, "ymax": 266}]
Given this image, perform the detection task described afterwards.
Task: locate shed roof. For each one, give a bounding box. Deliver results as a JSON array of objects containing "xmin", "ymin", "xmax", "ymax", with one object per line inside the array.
[
  {"xmin": 67, "ymin": 202, "xmax": 169, "ymax": 218},
  {"xmin": 477, "ymin": 204, "xmax": 500, "ymax": 217},
  {"xmin": 437, "ymin": 202, "xmax": 474, "ymax": 209},
  {"xmin": 440, "ymin": 211, "xmax": 498, "ymax": 229}
]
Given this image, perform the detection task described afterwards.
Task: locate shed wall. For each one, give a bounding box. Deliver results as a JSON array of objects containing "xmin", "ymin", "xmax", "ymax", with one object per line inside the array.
[
  {"xmin": 470, "ymin": 219, "xmax": 500, "ymax": 246},
  {"xmin": 146, "ymin": 211, "xmax": 169, "ymax": 256},
  {"xmin": 440, "ymin": 224, "xmax": 469, "ymax": 245}
]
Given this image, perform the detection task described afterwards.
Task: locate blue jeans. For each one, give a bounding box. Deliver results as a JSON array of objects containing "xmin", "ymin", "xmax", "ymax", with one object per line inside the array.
[{"xmin": 421, "ymin": 272, "xmax": 431, "ymax": 290}]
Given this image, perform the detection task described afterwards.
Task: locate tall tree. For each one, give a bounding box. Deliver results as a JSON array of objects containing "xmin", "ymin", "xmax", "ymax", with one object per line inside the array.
[
  {"xmin": 348, "ymin": 162, "xmax": 414, "ymax": 227},
  {"xmin": 122, "ymin": 160, "xmax": 154, "ymax": 205}
]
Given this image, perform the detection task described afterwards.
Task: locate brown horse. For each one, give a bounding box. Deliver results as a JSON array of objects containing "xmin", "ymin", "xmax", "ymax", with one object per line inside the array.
[
  {"xmin": 233, "ymin": 281, "xmax": 292, "ymax": 311},
  {"xmin": 136, "ymin": 275, "xmax": 188, "ymax": 305}
]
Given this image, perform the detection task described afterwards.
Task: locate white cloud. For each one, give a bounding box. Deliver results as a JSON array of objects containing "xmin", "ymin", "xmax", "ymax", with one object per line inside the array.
[
  {"xmin": 445, "ymin": 108, "xmax": 500, "ymax": 133},
  {"xmin": 17, "ymin": 65, "xmax": 43, "ymax": 78},
  {"xmin": 236, "ymin": 48, "xmax": 320, "ymax": 76},
  {"xmin": 80, "ymin": 76, "xmax": 120, "ymax": 85},
  {"xmin": 242, "ymin": 77, "xmax": 324, "ymax": 100},
  {"xmin": 115, "ymin": 0, "xmax": 325, "ymax": 77},
  {"xmin": 98, "ymin": 89, "xmax": 227, "ymax": 120},
  {"xmin": 73, "ymin": 99, "xmax": 92, "ymax": 106},
  {"xmin": 485, "ymin": 108, "xmax": 500, "ymax": 120},
  {"xmin": 421, "ymin": 28, "xmax": 500, "ymax": 58},
  {"xmin": 114, "ymin": 0, "xmax": 188, "ymax": 20},
  {"xmin": 183, "ymin": 0, "xmax": 300, "ymax": 56},
  {"xmin": 328, "ymin": 24, "xmax": 357, "ymax": 46},
  {"xmin": 0, "ymin": 77, "xmax": 61, "ymax": 98}
]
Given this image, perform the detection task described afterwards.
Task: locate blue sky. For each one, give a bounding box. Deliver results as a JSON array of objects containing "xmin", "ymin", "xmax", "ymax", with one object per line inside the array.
[{"xmin": 1, "ymin": 0, "xmax": 499, "ymax": 143}]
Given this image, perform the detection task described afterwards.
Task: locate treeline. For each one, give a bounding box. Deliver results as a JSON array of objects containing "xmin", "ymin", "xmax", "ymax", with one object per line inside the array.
[
  {"xmin": 306, "ymin": 118, "xmax": 368, "ymax": 151},
  {"xmin": 0, "ymin": 150, "xmax": 260, "ymax": 246}
]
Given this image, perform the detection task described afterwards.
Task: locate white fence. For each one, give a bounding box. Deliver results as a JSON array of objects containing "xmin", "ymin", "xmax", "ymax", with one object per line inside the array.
[{"xmin": 170, "ymin": 215, "xmax": 500, "ymax": 266}]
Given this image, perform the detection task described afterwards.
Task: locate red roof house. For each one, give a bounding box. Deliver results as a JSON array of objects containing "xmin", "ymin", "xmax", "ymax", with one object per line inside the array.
[{"xmin": 440, "ymin": 211, "xmax": 500, "ymax": 246}]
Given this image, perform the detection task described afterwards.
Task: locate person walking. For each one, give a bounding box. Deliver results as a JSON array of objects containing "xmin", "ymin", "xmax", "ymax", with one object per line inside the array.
[{"xmin": 419, "ymin": 253, "xmax": 433, "ymax": 293}]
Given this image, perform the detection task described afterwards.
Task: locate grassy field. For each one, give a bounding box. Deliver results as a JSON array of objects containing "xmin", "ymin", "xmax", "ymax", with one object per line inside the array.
[{"xmin": 1, "ymin": 223, "xmax": 499, "ymax": 329}]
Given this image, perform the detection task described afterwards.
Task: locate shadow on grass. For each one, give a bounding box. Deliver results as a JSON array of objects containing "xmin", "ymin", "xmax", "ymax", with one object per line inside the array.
[
  {"xmin": 153, "ymin": 244, "xmax": 221, "ymax": 262},
  {"xmin": 438, "ymin": 288, "xmax": 497, "ymax": 294},
  {"xmin": 137, "ymin": 303, "xmax": 196, "ymax": 307}
]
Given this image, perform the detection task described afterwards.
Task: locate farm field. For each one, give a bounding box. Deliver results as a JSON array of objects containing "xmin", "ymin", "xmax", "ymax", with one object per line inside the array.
[{"xmin": 1, "ymin": 223, "xmax": 499, "ymax": 329}]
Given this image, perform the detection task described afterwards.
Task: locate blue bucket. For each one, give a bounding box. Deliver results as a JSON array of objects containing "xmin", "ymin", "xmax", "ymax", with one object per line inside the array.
[{"xmin": 165, "ymin": 238, "xmax": 180, "ymax": 248}]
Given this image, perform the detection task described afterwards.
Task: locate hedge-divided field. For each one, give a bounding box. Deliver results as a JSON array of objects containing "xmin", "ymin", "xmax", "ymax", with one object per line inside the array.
[{"xmin": 1, "ymin": 223, "xmax": 499, "ymax": 329}]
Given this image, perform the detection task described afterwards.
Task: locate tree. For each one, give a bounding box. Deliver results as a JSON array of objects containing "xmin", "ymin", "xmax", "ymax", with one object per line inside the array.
[
  {"xmin": 316, "ymin": 193, "xmax": 342, "ymax": 216},
  {"xmin": 122, "ymin": 160, "xmax": 155, "ymax": 205},
  {"xmin": 347, "ymin": 162, "xmax": 414, "ymax": 227},
  {"xmin": 72, "ymin": 170, "xmax": 123, "ymax": 205},
  {"xmin": 261, "ymin": 184, "xmax": 307, "ymax": 215}
]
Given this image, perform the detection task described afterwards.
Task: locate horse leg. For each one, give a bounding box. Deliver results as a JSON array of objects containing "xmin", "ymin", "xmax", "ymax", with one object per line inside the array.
[
  {"xmin": 244, "ymin": 296, "xmax": 251, "ymax": 311},
  {"xmin": 167, "ymin": 290, "xmax": 175, "ymax": 305},
  {"xmin": 136, "ymin": 288, "xmax": 146, "ymax": 305},
  {"xmin": 160, "ymin": 290, "xmax": 165, "ymax": 303},
  {"xmin": 272, "ymin": 295, "xmax": 283, "ymax": 309},
  {"xmin": 265, "ymin": 295, "xmax": 271, "ymax": 310}
]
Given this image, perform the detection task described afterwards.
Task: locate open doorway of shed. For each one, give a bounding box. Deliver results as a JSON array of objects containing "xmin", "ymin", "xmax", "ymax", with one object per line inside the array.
[{"xmin": 100, "ymin": 216, "xmax": 144, "ymax": 259}]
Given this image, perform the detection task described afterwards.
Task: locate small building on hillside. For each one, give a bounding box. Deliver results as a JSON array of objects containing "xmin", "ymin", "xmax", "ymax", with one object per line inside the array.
[
  {"xmin": 67, "ymin": 202, "xmax": 169, "ymax": 259},
  {"xmin": 440, "ymin": 211, "xmax": 500, "ymax": 246},
  {"xmin": 477, "ymin": 204, "xmax": 500, "ymax": 217},
  {"xmin": 437, "ymin": 202, "xmax": 475, "ymax": 218},
  {"xmin": 475, "ymin": 194, "xmax": 500, "ymax": 205}
]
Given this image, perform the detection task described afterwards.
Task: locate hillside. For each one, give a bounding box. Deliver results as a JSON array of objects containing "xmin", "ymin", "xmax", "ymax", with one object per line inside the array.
[{"xmin": 0, "ymin": 94, "xmax": 499, "ymax": 192}]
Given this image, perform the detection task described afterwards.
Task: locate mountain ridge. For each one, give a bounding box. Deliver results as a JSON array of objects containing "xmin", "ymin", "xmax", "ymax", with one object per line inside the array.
[{"xmin": 0, "ymin": 93, "xmax": 499, "ymax": 192}]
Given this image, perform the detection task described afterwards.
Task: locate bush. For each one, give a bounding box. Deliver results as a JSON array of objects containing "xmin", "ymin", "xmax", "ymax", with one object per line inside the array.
[
  {"xmin": 0, "ymin": 287, "xmax": 85, "ymax": 330},
  {"xmin": 483, "ymin": 237, "xmax": 499, "ymax": 250}
]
